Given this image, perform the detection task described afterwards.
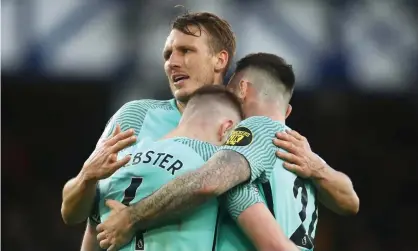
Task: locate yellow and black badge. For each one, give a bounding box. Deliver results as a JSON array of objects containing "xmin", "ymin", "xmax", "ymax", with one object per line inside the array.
[{"xmin": 225, "ymin": 127, "xmax": 253, "ymax": 146}]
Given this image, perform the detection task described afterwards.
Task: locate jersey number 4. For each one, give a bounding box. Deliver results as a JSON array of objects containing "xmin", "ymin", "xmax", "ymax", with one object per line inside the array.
[
  {"xmin": 123, "ymin": 177, "xmax": 146, "ymax": 251},
  {"xmin": 290, "ymin": 177, "xmax": 319, "ymax": 250}
]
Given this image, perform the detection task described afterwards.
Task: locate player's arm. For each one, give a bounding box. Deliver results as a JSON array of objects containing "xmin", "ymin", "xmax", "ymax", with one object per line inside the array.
[
  {"xmin": 81, "ymin": 221, "xmax": 102, "ymax": 251},
  {"xmin": 311, "ymin": 161, "xmax": 359, "ymax": 215},
  {"xmin": 275, "ymin": 130, "xmax": 359, "ymax": 215},
  {"xmin": 61, "ymin": 114, "xmax": 115, "ymax": 225},
  {"xmin": 61, "ymin": 176, "xmax": 98, "ymax": 225},
  {"xmin": 61, "ymin": 126, "xmax": 133, "ymax": 224},
  {"xmin": 120, "ymin": 117, "xmax": 278, "ymax": 231},
  {"xmin": 61, "ymin": 112, "xmax": 135, "ymax": 225},
  {"xmin": 124, "ymin": 149, "xmax": 251, "ymax": 230},
  {"xmin": 238, "ymin": 205, "xmax": 299, "ymax": 251},
  {"xmin": 226, "ymin": 184, "xmax": 299, "ymax": 251}
]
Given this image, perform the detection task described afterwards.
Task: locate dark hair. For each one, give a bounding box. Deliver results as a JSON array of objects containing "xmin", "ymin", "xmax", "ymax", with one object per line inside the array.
[
  {"xmin": 188, "ymin": 85, "xmax": 244, "ymax": 119},
  {"xmin": 235, "ymin": 53, "xmax": 296, "ymax": 92},
  {"xmin": 172, "ymin": 11, "xmax": 236, "ymax": 73}
]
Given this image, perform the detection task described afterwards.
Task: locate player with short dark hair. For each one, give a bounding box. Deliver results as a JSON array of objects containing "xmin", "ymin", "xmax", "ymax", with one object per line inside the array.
[
  {"xmin": 217, "ymin": 53, "xmax": 314, "ymax": 251},
  {"xmin": 231, "ymin": 52, "xmax": 295, "ymax": 118},
  {"xmin": 235, "ymin": 52, "xmax": 295, "ymax": 97}
]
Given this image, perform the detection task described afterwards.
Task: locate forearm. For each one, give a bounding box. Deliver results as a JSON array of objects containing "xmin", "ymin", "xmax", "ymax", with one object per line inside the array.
[
  {"xmin": 313, "ymin": 164, "xmax": 359, "ymax": 215},
  {"xmin": 237, "ymin": 203, "xmax": 299, "ymax": 251},
  {"xmin": 127, "ymin": 171, "xmax": 213, "ymax": 230},
  {"xmin": 127, "ymin": 150, "xmax": 250, "ymax": 231},
  {"xmin": 81, "ymin": 221, "xmax": 102, "ymax": 251},
  {"xmin": 61, "ymin": 173, "xmax": 97, "ymax": 225}
]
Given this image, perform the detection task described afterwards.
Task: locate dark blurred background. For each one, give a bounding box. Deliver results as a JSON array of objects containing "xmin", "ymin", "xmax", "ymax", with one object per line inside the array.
[{"xmin": 2, "ymin": 1, "xmax": 418, "ymax": 250}]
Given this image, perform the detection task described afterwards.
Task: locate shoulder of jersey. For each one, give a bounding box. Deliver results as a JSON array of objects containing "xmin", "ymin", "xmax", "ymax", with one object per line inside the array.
[
  {"xmin": 110, "ymin": 99, "xmax": 175, "ymax": 134},
  {"xmin": 120, "ymin": 99, "xmax": 174, "ymax": 112},
  {"xmin": 225, "ymin": 116, "xmax": 284, "ymax": 147},
  {"xmin": 173, "ymin": 138, "xmax": 217, "ymax": 161},
  {"xmin": 116, "ymin": 99, "xmax": 175, "ymax": 118}
]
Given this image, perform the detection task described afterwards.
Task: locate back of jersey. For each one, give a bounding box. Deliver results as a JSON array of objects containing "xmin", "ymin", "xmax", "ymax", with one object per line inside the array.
[
  {"xmin": 98, "ymin": 137, "xmax": 219, "ymax": 251},
  {"xmin": 264, "ymin": 157, "xmax": 319, "ymax": 251},
  {"xmin": 216, "ymin": 116, "xmax": 318, "ymax": 251}
]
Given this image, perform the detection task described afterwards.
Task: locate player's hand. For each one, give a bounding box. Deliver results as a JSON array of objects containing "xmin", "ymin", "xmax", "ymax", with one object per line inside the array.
[
  {"xmin": 273, "ymin": 129, "xmax": 324, "ymax": 179},
  {"xmin": 81, "ymin": 125, "xmax": 136, "ymax": 181},
  {"xmin": 96, "ymin": 200, "xmax": 133, "ymax": 251}
]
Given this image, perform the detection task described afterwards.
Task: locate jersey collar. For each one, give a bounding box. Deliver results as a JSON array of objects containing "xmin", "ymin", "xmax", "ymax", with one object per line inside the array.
[{"xmin": 169, "ymin": 98, "xmax": 182, "ymax": 118}]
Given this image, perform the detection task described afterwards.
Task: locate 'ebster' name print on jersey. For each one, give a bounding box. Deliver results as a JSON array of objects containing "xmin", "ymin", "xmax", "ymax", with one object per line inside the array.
[{"xmin": 123, "ymin": 150, "xmax": 183, "ymax": 175}]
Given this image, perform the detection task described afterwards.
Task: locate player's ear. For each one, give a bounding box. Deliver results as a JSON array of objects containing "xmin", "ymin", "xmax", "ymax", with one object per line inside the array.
[
  {"xmin": 214, "ymin": 50, "xmax": 228, "ymax": 73},
  {"xmin": 238, "ymin": 80, "xmax": 249, "ymax": 100},
  {"xmin": 285, "ymin": 104, "xmax": 292, "ymax": 119},
  {"xmin": 218, "ymin": 119, "xmax": 234, "ymax": 143}
]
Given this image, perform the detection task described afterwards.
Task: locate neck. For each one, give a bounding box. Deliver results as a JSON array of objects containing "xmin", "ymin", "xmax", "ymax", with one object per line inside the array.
[
  {"xmin": 176, "ymin": 101, "xmax": 187, "ymax": 114},
  {"xmin": 245, "ymin": 99, "xmax": 286, "ymax": 123}
]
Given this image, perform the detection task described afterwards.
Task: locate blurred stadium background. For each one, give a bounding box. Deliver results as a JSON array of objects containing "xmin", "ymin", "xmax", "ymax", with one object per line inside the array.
[{"xmin": 2, "ymin": 0, "xmax": 418, "ymax": 250}]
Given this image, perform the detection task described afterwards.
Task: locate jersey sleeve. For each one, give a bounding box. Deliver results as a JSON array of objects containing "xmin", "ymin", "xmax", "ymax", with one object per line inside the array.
[
  {"xmin": 224, "ymin": 183, "xmax": 266, "ymax": 220},
  {"xmin": 219, "ymin": 116, "xmax": 286, "ymax": 183},
  {"xmin": 99, "ymin": 100, "xmax": 158, "ymax": 140}
]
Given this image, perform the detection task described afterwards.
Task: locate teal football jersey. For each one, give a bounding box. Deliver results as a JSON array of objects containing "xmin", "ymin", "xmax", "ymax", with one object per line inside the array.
[
  {"xmin": 217, "ymin": 116, "xmax": 319, "ymax": 251},
  {"xmin": 97, "ymin": 137, "xmax": 219, "ymax": 251},
  {"xmin": 89, "ymin": 99, "xmax": 181, "ymax": 233},
  {"xmin": 101, "ymin": 99, "xmax": 181, "ymax": 141}
]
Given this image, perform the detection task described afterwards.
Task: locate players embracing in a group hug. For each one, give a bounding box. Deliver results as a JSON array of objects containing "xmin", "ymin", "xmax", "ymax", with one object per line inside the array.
[{"xmin": 61, "ymin": 11, "xmax": 359, "ymax": 251}]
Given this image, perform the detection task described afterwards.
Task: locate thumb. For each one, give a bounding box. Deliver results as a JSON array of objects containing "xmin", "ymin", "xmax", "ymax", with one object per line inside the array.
[{"xmin": 105, "ymin": 199, "xmax": 126, "ymax": 210}]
